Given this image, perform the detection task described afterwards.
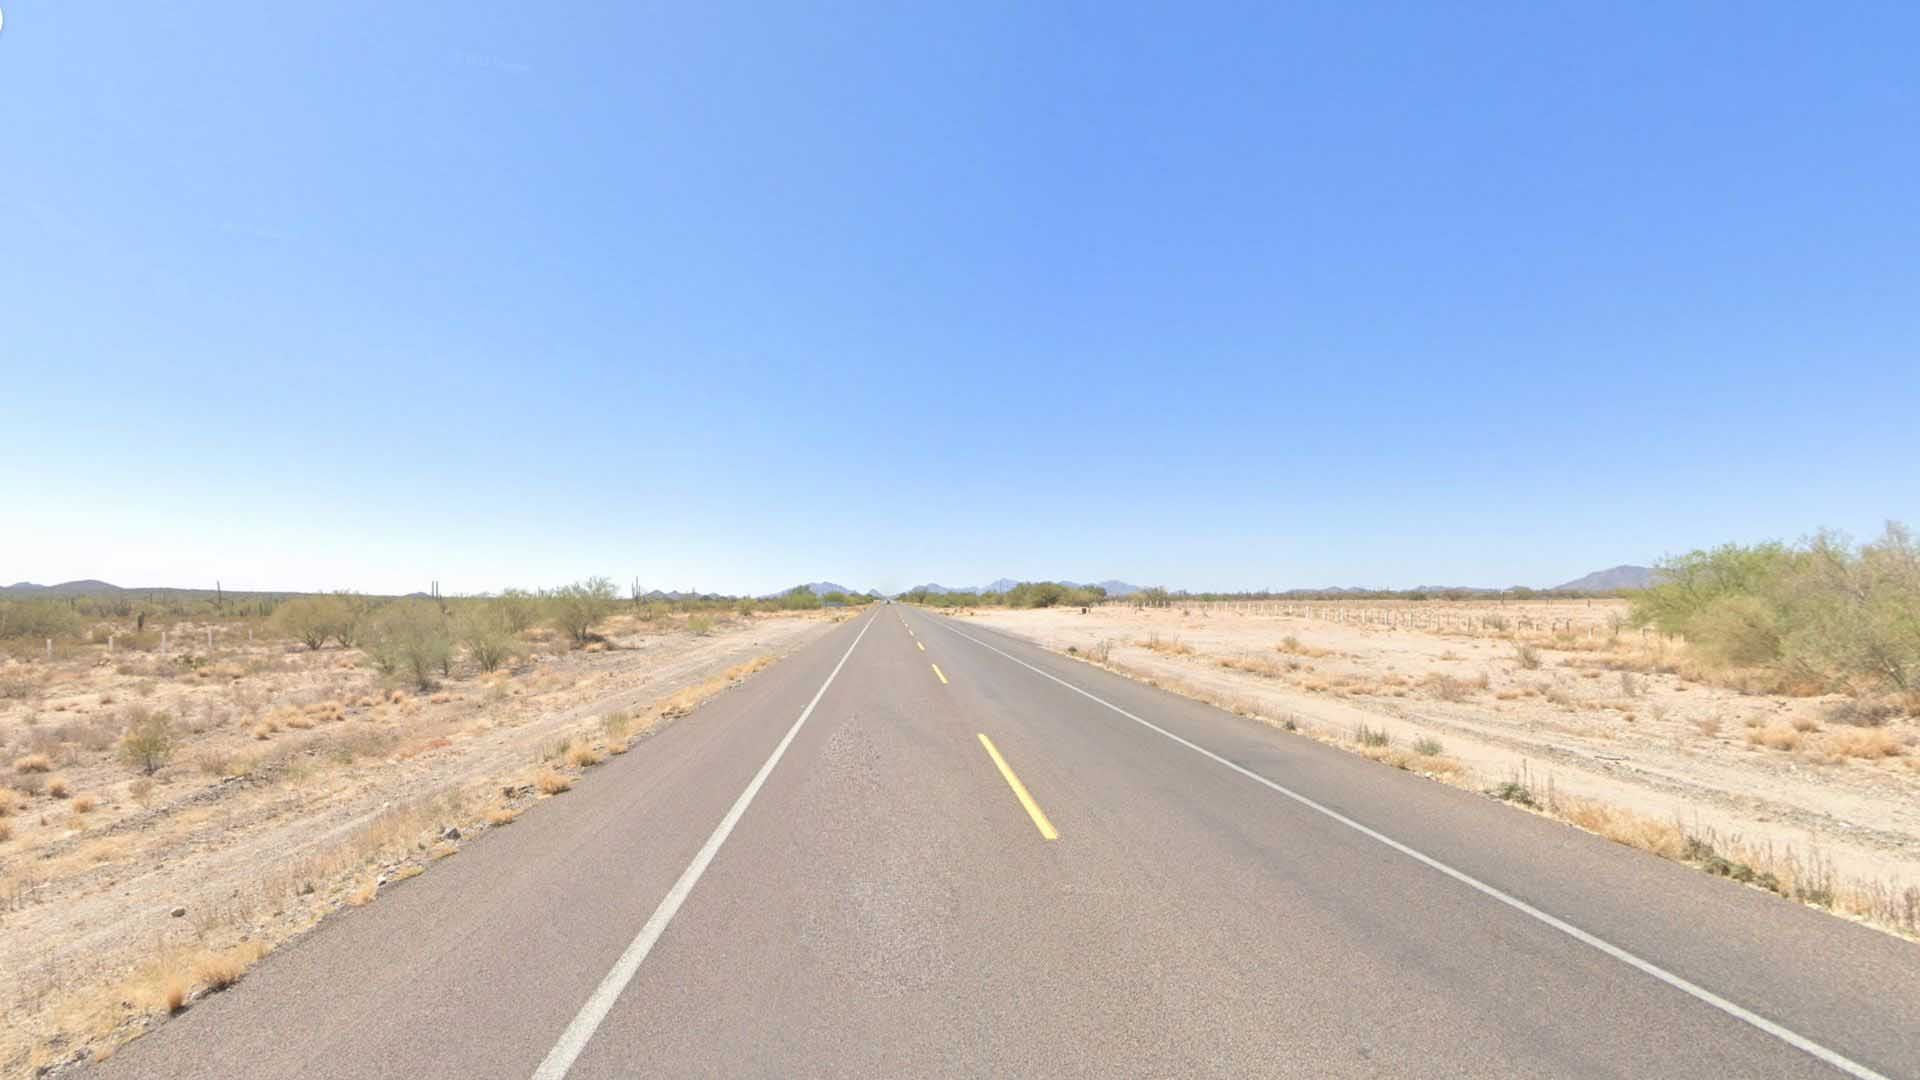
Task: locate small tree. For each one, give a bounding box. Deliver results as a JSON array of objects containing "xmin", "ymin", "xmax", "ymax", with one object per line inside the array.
[
  {"xmin": 496, "ymin": 588, "xmax": 541, "ymax": 634},
  {"xmin": 366, "ymin": 601, "xmax": 453, "ymax": 690},
  {"xmin": 272, "ymin": 597, "xmax": 334, "ymax": 650},
  {"xmin": 550, "ymin": 577, "xmax": 618, "ymax": 646},
  {"xmin": 328, "ymin": 592, "xmax": 370, "ymax": 647},
  {"xmin": 120, "ymin": 708, "xmax": 177, "ymax": 775},
  {"xmin": 458, "ymin": 602, "xmax": 516, "ymax": 673}
]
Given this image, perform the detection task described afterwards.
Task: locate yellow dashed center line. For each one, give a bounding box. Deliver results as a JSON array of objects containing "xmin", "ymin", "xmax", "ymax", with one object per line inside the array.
[
  {"xmin": 976, "ymin": 733, "xmax": 1059, "ymax": 841},
  {"xmin": 917, "ymin": 641, "xmax": 926, "ymax": 651},
  {"xmin": 931, "ymin": 663, "xmax": 948, "ymax": 684}
]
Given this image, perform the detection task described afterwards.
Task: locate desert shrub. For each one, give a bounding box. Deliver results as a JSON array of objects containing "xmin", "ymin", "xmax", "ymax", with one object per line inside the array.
[
  {"xmin": 771, "ymin": 586, "xmax": 823, "ymax": 611},
  {"xmin": 0, "ymin": 674, "xmax": 41, "ymax": 700},
  {"xmin": 119, "ymin": 707, "xmax": 177, "ymax": 775},
  {"xmin": 687, "ymin": 614, "xmax": 714, "ymax": 636},
  {"xmin": 1004, "ymin": 581, "xmax": 1107, "ymax": 609},
  {"xmin": 1634, "ymin": 525, "xmax": 1920, "ymax": 692},
  {"xmin": 495, "ymin": 588, "xmax": 542, "ymax": 634},
  {"xmin": 0, "ymin": 600, "xmax": 85, "ymax": 642},
  {"xmin": 1688, "ymin": 594, "xmax": 1782, "ymax": 667},
  {"xmin": 549, "ymin": 577, "xmax": 618, "ymax": 646},
  {"xmin": 365, "ymin": 601, "xmax": 453, "ymax": 690},
  {"xmin": 458, "ymin": 603, "xmax": 516, "ymax": 673},
  {"xmin": 273, "ymin": 597, "xmax": 338, "ymax": 650},
  {"xmin": 1422, "ymin": 673, "xmax": 1472, "ymax": 702},
  {"xmin": 1413, "ymin": 736, "xmax": 1445, "ymax": 756},
  {"xmin": 1488, "ymin": 779, "xmax": 1535, "ymax": 806},
  {"xmin": 1514, "ymin": 644, "xmax": 1541, "ymax": 670},
  {"xmin": 1823, "ymin": 697, "xmax": 1900, "ymax": 727},
  {"xmin": 1355, "ymin": 724, "xmax": 1391, "ymax": 748},
  {"xmin": 328, "ymin": 592, "xmax": 370, "ymax": 647}
]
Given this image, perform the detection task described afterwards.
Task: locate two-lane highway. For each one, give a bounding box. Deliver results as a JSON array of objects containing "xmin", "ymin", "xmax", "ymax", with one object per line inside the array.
[{"xmin": 99, "ymin": 606, "xmax": 1920, "ymax": 1078}]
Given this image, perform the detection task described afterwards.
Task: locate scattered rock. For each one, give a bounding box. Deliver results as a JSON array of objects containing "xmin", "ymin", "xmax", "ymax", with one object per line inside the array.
[
  {"xmin": 169, "ymin": 907, "xmax": 186, "ymax": 918},
  {"xmin": 441, "ymin": 826, "xmax": 461, "ymax": 841}
]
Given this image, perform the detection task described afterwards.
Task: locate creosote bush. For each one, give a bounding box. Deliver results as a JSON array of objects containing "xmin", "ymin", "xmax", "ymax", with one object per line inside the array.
[
  {"xmin": 365, "ymin": 601, "xmax": 453, "ymax": 691},
  {"xmin": 120, "ymin": 707, "xmax": 177, "ymax": 775},
  {"xmin": 458, "ymin": 603, "xmax": 517, "ymax": 673},
  {"xmin": 550, "ymin": 577, "xmax": 618, "ymax": 646}
]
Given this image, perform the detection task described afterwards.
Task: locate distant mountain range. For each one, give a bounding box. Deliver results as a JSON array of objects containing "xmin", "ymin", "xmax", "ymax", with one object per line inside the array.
[
  {"xmin": 4, "ymin": 568, "xmax": 1655, "ymax": 603},
  {"xmin": 4, "ymin": 579, "xmax": 122, "ymax": 596},
  {"xmin": 901, "ymin": 579, "xmax": 1143, "ymax": 597},
  {"xmin": 1549, "ymin": 565, "xmax": 1658, "ymax": 592},
  {"xmin": 800, "ymin": 582, "xmax": 863, "ymax": 596}
]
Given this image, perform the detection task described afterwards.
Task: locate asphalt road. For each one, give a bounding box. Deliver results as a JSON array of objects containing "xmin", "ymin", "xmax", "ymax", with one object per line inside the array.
[{"xmin": 98, "ymin": 606, "xmax": 1920, "ymax": 1078}]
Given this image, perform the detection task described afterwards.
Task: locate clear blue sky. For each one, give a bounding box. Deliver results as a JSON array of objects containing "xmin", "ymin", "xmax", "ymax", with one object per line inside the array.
[{"xmin": 4, "ymin": 2, "xmax": 1916, "ymax": 596}]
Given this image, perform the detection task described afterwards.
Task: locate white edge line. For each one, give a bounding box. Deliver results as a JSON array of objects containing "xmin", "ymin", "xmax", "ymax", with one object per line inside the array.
[
  {"xmin": 923, "ymin": 615, "xmax": 1889, "ymax": 1080},
  {"xmin": 531, "ymin": 612, "xmax": 877, "ymax": 1080}
]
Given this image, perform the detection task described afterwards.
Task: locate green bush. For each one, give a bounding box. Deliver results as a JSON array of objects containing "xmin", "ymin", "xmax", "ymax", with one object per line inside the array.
[
  {"xmin": 365, "ymin": 601, "xmax": 453, "ymax": 690},
  {"xmin": 550, "ymin": 577, "xmax": 618, "ymax": 646},
  {"xmin": 1633, "ymin": 523, "xmax": 1920, "ymax": 691},
  {"xmin": 458, "ymin": 603, "xmax": 517, "ymax": 673},
  {"xmin": 120, "ymin": 708, "xmax": 177, "ymax": 775},
  {"xmin": 0, "ymin": 600, "xmax": 85, "ymax": 642},
  {"xmin": 495, "ymin": 588, "xmax": 542, "ymax": 634},
  {"xmin": 272, "ymin": 596, "xmax": 346, "ymax": 650},
  {"xmin": 774, "ymin": 586, "xmax": 823, "ymax": 611},
  {"xmin": 328, "ymin": 592, "xmax": 370, "ymax": 647}
]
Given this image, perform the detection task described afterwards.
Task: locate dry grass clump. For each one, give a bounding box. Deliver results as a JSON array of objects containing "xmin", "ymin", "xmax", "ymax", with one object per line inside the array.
[
  {"xmin": 1815, "ymin": 727, "xmax": 1906, "ymax": 761},
  {"xmin": 652, "ymin": 658, "xmax": 776, "ymax": 722},
  {"xmin": 1823, "ymin": 696, "xmax": 1904, "ymax": 727},
  {"xmin": 1555, "ymin": 796, "xmax": 1690, "ymax": 860},
  {"xmin": 70, "ymin": 793, "xmax": 97, "ymax": 814},
  {"xmin": 13, "ymin": 752, "xmax": 53, "ymax": 774},
  {"xmin": 1217, "ymin": 654, "xmax": 1287, "ymax": 678},
  {"xmin": 1275, "ymin": 634, "xmax": 1333, "ymax": 658},
  {"xmin": 1421, "ymin": 672, "xmax": 1486, "ymax": 702},
  {"xmin": 346, "ymin": 879, "xmax": 378, "ymax": 906},
  {"xmin": 601, "ymin": 711, "xmax": 634, "ymax": 752},
  {"xmin": 189, "ymin": 943, "xmax": 266, "ymax": 992},
  {"xmin": 1139, "ymin": 634, "xmax": 1195, "ymax": 656},
  {"xmin": 535, "ymin": 767, "xmax": 572, "ymax": 795},
  {"xmin": 563, "ymin": 740, "xmax": 603, "ymax": 768},
  {"xmin": 47, "ymin": 775, "xmax": 71, "ymax": 798},
  {"xmin": 1747, "ymin": 724, "xmax": 1803, "ymax": 751},
  {"xmin": 484, "ymin": 805, "xmax": 518, "ymax": 826},
  {"xmin": 724, "ymin": 656, "xmax": 776, "ymax": 682}
]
